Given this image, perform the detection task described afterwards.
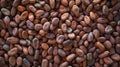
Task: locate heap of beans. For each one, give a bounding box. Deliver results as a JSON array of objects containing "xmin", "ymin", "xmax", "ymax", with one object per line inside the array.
[{"xmin": 0, "ymin": 0, "xmax": 120, "ymax": 67}]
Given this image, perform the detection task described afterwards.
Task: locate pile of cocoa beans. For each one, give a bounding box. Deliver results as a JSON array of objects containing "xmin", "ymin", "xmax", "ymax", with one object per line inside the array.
[{"xmin": 0, "ymin": 0, "xmax": 120, "ymax": 67}]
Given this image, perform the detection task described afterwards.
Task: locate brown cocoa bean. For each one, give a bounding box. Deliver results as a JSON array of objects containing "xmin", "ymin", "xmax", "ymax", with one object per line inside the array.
[
  {"xmin": 58, "ymin": 49, "xmax": 66, "ymax": 57},
  {"xmin": 72, "ymin": 5, "xmax": 79, "ymax": 17},
  {"xmin": 61, "ymin": 0, "xmax": 68, "ymax": 6},
  {"xmin": 26, "ymin": 20, "xmax": 34, "ymax": 29},
  {"xmin": 66, "ymin": 54, "xmax": 76, "ymax": 62},
  {"xmin": 93, "ymin": 0, "xmax": 101, "ymax": 4},
  {"xmin": 28, "ymin": 13, "xmax": 34, "ymax": 21},
  {"xmin": 43, "ymin": 22, "xmax": 50, "ymax": 31},
  {"xmin": 99, "ymin": 51, "xmax": 110, "ymax": 58},
  {"xmin": 75, "ymin": 0, "xmax": 81, "ymax": 5},
  {"xmin": 59, "ymin": 62, "xmax": 68, "ymax": 67},
  {"xmin": 93, "ymin": 29, "xmax": 100, "ymax": 39},
  {"xmin": 54, "ymin": 55, "xmax": 60, "ymax": 64},
  {"xmin": 52, "ymin": 17, "xmax": 59, "ymax": 25},
  {"xmin": 111, "ymin": 53, "xmax": 120, "ymax": 61},
  {"xmin": 7, "ymin": 37, "xmax": 19, "ymax": 44},
  {"xmin": 61, "ymin": 13, "xmax": 69, "ymax": 21},
  {"xmin": 63, "ymin": 40, "xmax": 73, "ymax": 47},
  {"xmin": 42, "ymin": 59, "xmax": 48, "ymax": 67},
  {"xmin": 32, "ymin": 38, "xmax": 39, "ymax": 49},
  {"xmin": 8, "ymin": 47, "xmax": 18, "ymax": 56},
  {"xmin": 44, "ymin": 4, "xmax": 51, "ymax": 11},
  {"xmin": 17, "ymin": 57, "xmax": 22, "ymax": 66},
  {"xmin": 97, "ymin": 17, "xmax": 108, "ymax": 24},
  {"xmin": 90, "ymin": 12, "xmax": 97, "ymax": 20},
  {"xmin": 20, "ymin": 11, "xmax": 28, "ymax": 20},
  {"xmin": 17, "ymin": 5, "xmax": 26, "ymax": 12},
  {"xmin": 76, "ymin": 48, "xmax": 84, "ymax": 56},
  {"xmin": 28, "ymin": 46, "xmax": 34, "ymax": 55},
  {"xmin": 34, "ymin": 24, "xmax": 42, "ymax": 31},
  {"xmin": 9, "ymin": 56, "xmax": 16, "ymax": 66},
  {"xmin": 13, "ymin": 0, "xmax": 20, "ymax": 7},
  {"xmin": 1, "ymin": 8, "xmax": 10, "ymax": 16},
  {"xmin": 35, "ymin": 10, "xmax": 44, "ymax": 18},
  {"xmin": 95, "ymin": 42, "xmax": 105, "ymax": 51},
  {"xmin": 46, "ymin": 33, "xmax": 55, "ymax": 39},
  {"xmin": 34, "ymin": 50, "xmax": 40, "ymax": 60},
  {"xmin": 23, "ymin": 47, "xmax": 28, "ymax": 55},
  {"xmin": 22, "ymin": 58, "xmax": 31, "ymax": 67},
  {"xmin": 103, "ymin": 57, "xmax": 113, "ymax": 65},
  {"xmin": 41, "ymin": 43, "xmax": 49, "ymax": 50},
  {"xmin": 102, "ymin": 5, "xmax": 109, "ymax": 15},
  {"xmin": 28, "ymin": 5, "xmax": 36, "ymax": 12},
  {"xmin": 56, "ymin": 35, "xmax": 64, "ymax": 43},
  {"xmin": 115, "ymin": 44, "xmax": 120, "ymax": 54},
  {"xmin": 105, "ymin": 25, "xmax": 113, "ymax": 34},
  {"xmin": 97, "ymin": 23, "xmax": 105, "ymax": 34},
  {"xmin": 104, "ymin": 40, "xmax": 112, "ymax": 49},
  {"xmin": 68, "ymin": 33, "xmax": 75, "ymax": 39},
  {"xmin": 0, "ymin": 0, "xmax": 7, "ymax": 7},
  {"xmin": 22, "ymin": 31, "xmax": 28, "ymax": 39},
  {"xmin": 87, "ymin": 32, "xmax": 94, "ymax": 42},
  {"xmin": 84, "ymin": 15, "xmax": 90, "ymax": 24},
  {"xmin": 49, "ymin": 0, "xmax": 55, "ymax": 9}
]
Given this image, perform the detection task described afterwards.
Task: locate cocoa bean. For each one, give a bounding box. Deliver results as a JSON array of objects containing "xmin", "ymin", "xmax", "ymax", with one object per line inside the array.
[
  {"xmin": 66, "ymin": 54, "xmax": 76, "ymax": 62},
  {"xmin": 8, "ymin": 47, "xmax": 18, "ymax": 56},
  {"xmin": 7, "ymin": 37, "xmax": 19, "ymax": 44}
]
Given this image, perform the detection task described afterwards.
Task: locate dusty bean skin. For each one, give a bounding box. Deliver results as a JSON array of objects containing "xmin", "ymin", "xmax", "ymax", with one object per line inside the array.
[{"xmin": 0, "ymin": 0, "xmax": 120, "ymax": 67}]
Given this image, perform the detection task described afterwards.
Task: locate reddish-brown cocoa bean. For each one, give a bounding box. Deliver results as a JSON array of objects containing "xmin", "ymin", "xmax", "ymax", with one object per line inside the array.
[
  {"xmin": 103, "ymin": 57, "xmax": 113, "ymax": 65},
  {"xmin": 66, "ymin": 54, "xmax": 76, "ymax": 62},
  {"xmin": 7, "ymin": 37, "xmax": 19, "ymax": 44},
  {"xmin": 72, "ymin": 5, "xmax": 79, "ymax": 17},
  {"xmin": 95, "ymin": 42, "xmax": 105, "ymax": 51},
  {"xmin": 61, "ymin": 13, "xmax": 69, "ymax": 21},
  {"xmin": 43, "ymin": 22, "xmax": 50, "ymax": 31},
  {"xmin": 99, "ymin": 51, "xmax": 110, "ymax": 58},
  {"xmin": 59, "ymin": 62, "xmax": 68, "ymax": 67},
  {"xmin": 111, "ymin": 53, "xmax": 120, "ymax": 61},
  {"xmin": 97, "ymin": 23, "xmax": 105, "ymax": 34},
  {"xmin": 17, "ymin": 5, "xmax": 26, "ymax": 12},
  {"xmin": 41, "ymin": 43, "xmax": 49, "ymax": 50},
  {"xmin": 20, "ymin": 11, "xmax": 28, "ymax": 20},
  {"xmin": 9, "ymin": 56, "xmax": 16, "ymax": 66},
  {"xmin": 75, "ymin": 48, "xmax": 84, "ymax": 56}
]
